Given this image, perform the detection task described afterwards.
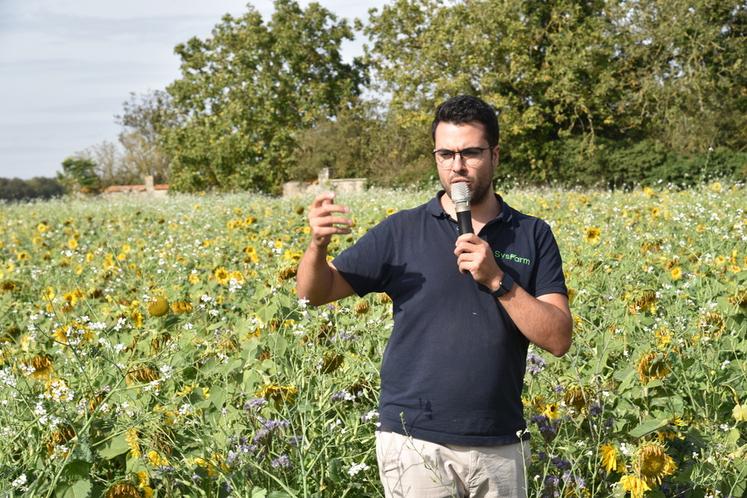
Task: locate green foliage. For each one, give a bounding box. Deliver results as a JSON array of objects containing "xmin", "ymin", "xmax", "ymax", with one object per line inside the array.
[
  {"xmin": 510, "ymin": 138, "xmax": 747, "ymax": 188},
  {"xmin": 0, "ymin": 177, "xmax": 64, "ymax": 202},
  {"xmin": 163, "ymin": 0, "xmax": 364, "ymax": 194},
  {"xmin": 58, "ymin": 157, "xmax": 100, "ymax": 194},
  {"xmin": 360, "ymin": 0, "xmax": 747, "ymax": 186}
]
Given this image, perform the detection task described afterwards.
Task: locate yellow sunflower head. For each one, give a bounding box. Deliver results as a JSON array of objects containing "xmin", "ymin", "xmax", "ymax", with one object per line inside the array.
[
  {"xmin": 635, "ymin": 441, "xmax": 676, "ymax": 485},
  {"xmin": 214, "ymin": 267, "xmax": 230, "ymax": 285},
  {"xmin": 600, "ymin": 443, "xmax": 622, "ymax": 473},
  {"xmin": 584, "ymin": 227, "xmax": 601, "ymax": 245}
]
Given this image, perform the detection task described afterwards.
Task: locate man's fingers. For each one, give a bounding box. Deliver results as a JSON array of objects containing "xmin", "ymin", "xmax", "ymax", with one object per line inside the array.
[
  {"xmin": 312, "ymin": 215, "xmax": 352, "ymax": 228},
  {"xmin": 310, "ymin": 204, "xmax": 349, "ymax": 219},
  {"xmin": 311, "ymin": 192, "xmax": 336, "ymax": 208}
]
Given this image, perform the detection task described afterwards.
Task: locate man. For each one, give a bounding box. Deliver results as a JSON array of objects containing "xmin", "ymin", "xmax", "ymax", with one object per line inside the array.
[{"xmin": 296, "ymin": 95, "xmax": 572, "ymax": 498}]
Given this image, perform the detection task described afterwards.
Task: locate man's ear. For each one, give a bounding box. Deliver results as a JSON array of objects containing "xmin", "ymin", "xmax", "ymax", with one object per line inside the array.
[{"xmin": 491, "ymin": 145, "xmax": 500, "ymax": 167}]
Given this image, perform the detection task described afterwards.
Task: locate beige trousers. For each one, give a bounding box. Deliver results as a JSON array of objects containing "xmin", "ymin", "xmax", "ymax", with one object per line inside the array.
[{"xmin": 376, "ymin": 430, "xmax": 530, "ymax": 498}]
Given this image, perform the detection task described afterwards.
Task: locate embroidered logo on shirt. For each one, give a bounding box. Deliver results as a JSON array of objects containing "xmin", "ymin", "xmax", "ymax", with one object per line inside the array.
[{"xmin": 493, "ymin": 250, "xmax": 531, "ymax": 266}]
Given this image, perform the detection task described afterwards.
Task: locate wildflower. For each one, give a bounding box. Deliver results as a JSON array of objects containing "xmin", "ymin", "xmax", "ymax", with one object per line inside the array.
[
  {"xmin": 584, "ymin": 227, "xmax": 601, "ymax": 245},
  {"xmin": 244, "ymin": 398, "xmax": 267, "ymax": 411},
  {"xmin": 348, "ymin": 462, "xmax": 370, "ymax": 476},
  {"xmin": 619, "ymin": 475, "xmax": 650, "ymax": 498},
  {"xmin": 635, "ymin": 442, "xmax": 676, "ymax": 485},
  {"xmin": 270, "ymin": 454, "xmax": 291, "ymax": 469},
  {"xmin": 11, "ymin": 473, "xmax": 27, "ymax": 488},
  {"xmin": 526, "ymin": 352, "xmax": 546, "ymax": 375}
]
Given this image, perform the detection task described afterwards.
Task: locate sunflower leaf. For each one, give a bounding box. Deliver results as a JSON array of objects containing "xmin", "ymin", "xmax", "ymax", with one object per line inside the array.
[{"xmin": 629, "ymin": 417, "xmax": 669, "ymax": 438}]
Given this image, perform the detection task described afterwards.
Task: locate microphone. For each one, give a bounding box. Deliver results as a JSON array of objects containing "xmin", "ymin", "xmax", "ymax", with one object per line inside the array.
[{"xmin": 451, "ymin": 183, "xmax": 473, "ymax": 235}]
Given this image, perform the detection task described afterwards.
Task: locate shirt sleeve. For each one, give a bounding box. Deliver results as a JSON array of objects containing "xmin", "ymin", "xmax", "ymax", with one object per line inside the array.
[
  {"xmin": 531, "ymin": 222, "xmax": 568, "ymax": 297},
  {"xmin": 332, "ymin": 219, "xmax": 394, "ymax": 297}
]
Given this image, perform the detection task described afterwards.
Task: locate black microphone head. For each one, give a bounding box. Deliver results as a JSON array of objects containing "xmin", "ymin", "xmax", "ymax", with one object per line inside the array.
[{"xmin": 451, "ymin": 183, "xmax": 471, "ymax": 206}]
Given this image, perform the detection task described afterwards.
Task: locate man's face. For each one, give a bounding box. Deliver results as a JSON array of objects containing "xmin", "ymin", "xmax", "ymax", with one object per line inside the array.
[{"xmin": 433, "ymin": 121, "xmax": 498, "ymax": 205}]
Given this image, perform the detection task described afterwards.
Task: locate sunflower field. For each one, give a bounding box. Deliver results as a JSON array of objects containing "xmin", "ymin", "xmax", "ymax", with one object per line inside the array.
[{"xmin": 0, "ymin": 182, "xmax": 745, "ymax": 498}]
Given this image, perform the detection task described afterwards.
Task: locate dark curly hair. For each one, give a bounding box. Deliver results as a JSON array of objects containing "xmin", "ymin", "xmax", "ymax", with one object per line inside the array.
[{"xmin": 431, "ymin": 95, "xmax": 499, "ymax": 147}]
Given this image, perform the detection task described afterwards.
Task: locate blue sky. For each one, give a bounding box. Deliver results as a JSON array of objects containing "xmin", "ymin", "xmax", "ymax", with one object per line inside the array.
[{"xmin": 0, "ymin": 0, "xmax": 383, "ymax": 179}]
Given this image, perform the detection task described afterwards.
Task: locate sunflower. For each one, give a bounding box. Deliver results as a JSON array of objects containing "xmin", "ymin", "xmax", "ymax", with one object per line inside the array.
[
  {"xmin": 46, "ymin": 425, "xmax": 76, "ymax": 456},
  {"xmin": 256, "ymin": 383, "xmax": 298, "ymax": 404},
  {"xmin": 584, "ymin": 227, "xmax": 601, "ymax": 245},
  {"xmin": 354, "ymin": 299, "xmax": 370, "ymax": 315},
  {"xmin": 126, "ymin": 366, "xmax": 160, "ymax": 385},
  {"xmin": 214, "ymin": 267, "xmax": 230, "ymax": 285},
  {"xmin": 564, "ymin": 385, "xmax": 590, "ymax": 412},
  {"xmin": 637, "ymin": 352, "xmax": 670, "ymax": 384},
  {"xmin": 600, "ymin": 443, "xmax": 623, "ymax": 473},
  {"xmin": 125, "ymin": 428, "xmax": 141, "ymax": 458},
  {"xmin": 635, "ymin": 442, "xmax": 676, "ymax": 485},
  {"xmin": 542, "ymin": 402, "xmax": 560, "ymax": 420},
  {"xmin": 28, "ymin": 354, "xmax": 54, "ymax": 379},
  {"xmin": 669, "ymin": 267, "xmax": 682, "ymax": 281},
  {"xmin": 105, "ymin": 482, "xmax": 142, "ymax": 498},
  {"xmin": 619, "ymin": 475, "xmax": 650, "ymax": 498},
  {"xmin": 147, "ymin": 296, "xmax": 169, "ymax": 317},
  {"xmin": 654, "ymin": 327, "xmax": 671, "ymax": 349}
]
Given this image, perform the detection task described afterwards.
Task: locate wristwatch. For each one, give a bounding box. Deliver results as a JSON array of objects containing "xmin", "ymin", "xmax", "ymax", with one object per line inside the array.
[{"xmin": 491, "ymin": 272, "xmax": 514, "ymax": 298}]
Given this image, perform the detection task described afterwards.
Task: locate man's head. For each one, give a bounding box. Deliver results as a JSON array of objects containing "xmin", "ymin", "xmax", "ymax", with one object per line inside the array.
[
  {"xmin": 431, "ymin": 95, "xmax": 499, "ymax": 205},
  {"xmin": 431, "ymin": 95, "xmax": 499, "ymax": 148}
]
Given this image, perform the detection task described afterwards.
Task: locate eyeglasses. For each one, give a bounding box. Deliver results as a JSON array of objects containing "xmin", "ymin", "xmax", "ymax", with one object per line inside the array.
[{"xmin": 432, "ymin": 147, "xmax": 490, "ymax": 169}]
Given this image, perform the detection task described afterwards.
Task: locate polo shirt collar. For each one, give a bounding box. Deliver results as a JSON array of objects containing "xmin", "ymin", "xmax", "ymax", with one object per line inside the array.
[{"xmin": 428, "ymin": 190, "xmax": 513, "ymax": 224}]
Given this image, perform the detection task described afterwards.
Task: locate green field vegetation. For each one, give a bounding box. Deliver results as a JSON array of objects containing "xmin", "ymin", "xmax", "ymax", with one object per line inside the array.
[{"xmin": 0, "ymin": 183, "xmax": 745, "ymax": 497}]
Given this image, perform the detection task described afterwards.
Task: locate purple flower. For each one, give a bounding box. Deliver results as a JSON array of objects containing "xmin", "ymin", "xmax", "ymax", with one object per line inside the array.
[
  {"xmin": 270, "ymin": 454, "xmax": 291, "ymax": 469},
  {"xmin": 526, "ymin": 352, "xmax": 546, "ymax": 375},
  {"xmin": 589, "ymin": 402, "xmax": 602, "ymax": 416},
  {"xmin": 253, "ymin": 427, "xmax": 270, "ymax": 443},
  {"xmin": 289, "ymin": 435, "xmax": 303, "ymax": 447},
  {"xmin": 244, "ymin": 398, "xmax": 267, "ymax": 411},
  {"xmin": 551, "ymin": 456, "xmax": 571, "ymax": 470}
]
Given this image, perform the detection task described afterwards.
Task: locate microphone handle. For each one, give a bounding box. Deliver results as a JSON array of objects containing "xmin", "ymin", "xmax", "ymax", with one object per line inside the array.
[{"xmin": 456, "ymin": 210, "xmax": 473, "ymax": 235}]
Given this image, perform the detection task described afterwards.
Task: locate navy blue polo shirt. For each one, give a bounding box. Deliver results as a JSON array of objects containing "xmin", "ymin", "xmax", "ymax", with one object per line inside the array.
[{"xmin": 333, "ymin": 191, "xmax": 567, "ymax": 446}]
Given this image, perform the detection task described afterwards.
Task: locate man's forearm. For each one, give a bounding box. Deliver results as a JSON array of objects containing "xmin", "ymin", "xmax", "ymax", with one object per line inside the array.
[
  {"xmin": 296, "ymin": 244, "xmax": 334, "ymax": 306},
  {"xmin": 499, "ymin": 286, "xmax": 572, "ymax": 357}
]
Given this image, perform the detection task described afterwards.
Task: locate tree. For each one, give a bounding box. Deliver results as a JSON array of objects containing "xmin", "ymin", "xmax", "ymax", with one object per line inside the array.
[
  {"xmin": 163, "ymin": 0, "xmax": 365, "ymax": 194},
  {"xmin": 58, "ymin": 157, "xmax": 100, "ymax": 194},
  {"xmin": 116, "ymin": 90, "xmax": 176, "ymax": 183},
  {"xmin": 362, "ymin": 0, "xmax": 747, "ymax": 184}
]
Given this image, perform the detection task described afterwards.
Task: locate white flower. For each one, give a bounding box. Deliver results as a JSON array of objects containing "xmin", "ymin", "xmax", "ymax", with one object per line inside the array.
[
  {"xmin": 347, "ymin": 462, "xmax": 369, "ymax": 476},
  {"xmin": 11, "ymin": 473, "xmax": 27, "ymax": 488}
]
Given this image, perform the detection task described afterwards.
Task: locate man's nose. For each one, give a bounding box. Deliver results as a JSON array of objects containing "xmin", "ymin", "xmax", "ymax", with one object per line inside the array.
[{"xmin": 451, "ymin": 153, "xmax": 468, "ymax": 172}]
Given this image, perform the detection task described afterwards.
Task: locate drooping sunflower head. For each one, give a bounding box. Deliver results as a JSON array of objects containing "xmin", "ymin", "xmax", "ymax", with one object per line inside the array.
[
  {"xmin": 105, "ymin": 482, "xmax": 142, "ymax": 498},
  {"xmin": 636, "ymin": 352, "xmax": 670, "ymax": 384},
  {"xmin": 635, "ymin": 441, "xmax": 676, "ymax": 485},
  {"xmin": 564, "ymin": 385, "xmax": 590, "ymax": 412}
]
